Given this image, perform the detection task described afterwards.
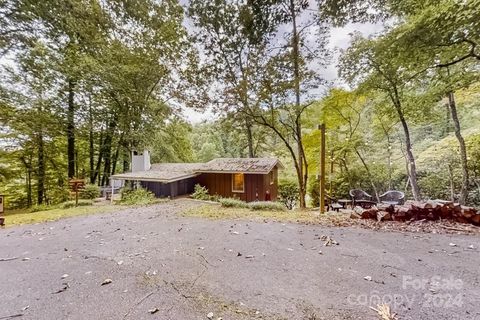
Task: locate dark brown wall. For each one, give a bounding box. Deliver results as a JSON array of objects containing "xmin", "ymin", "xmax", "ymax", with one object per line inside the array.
[
  {"xmin": 195, "ymin": 166, "xmax": 278, "ymax": 202},
  {"xmin": 140, "ymin": 178, "xmax": 195, "ymax": 198}
]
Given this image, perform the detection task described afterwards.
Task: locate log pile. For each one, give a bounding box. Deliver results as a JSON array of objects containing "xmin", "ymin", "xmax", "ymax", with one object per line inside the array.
[{"xmin": 356, "ymin": 199, "xmax": 480, "ymax": 226}]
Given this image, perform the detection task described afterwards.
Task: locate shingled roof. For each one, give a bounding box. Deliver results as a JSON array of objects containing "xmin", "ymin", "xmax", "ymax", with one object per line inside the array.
[
  {"xmin": 111, "ymin": 158, "xmax": 281, "ymax": 183},
  {"xmin": 197, "ymin": 158, "xmax": 282, "ymax": 174},
  {"xmin": 111, "ymin": 163, "xmax": 203, "ymax": 182}
]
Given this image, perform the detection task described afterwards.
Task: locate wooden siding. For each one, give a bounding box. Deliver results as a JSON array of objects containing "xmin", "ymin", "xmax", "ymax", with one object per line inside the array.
[
  {"xmin": 135, "ymin": 165, "xmax": 279, "ymax": 202},
  {"xmin": 195, "ymin": 166, "xmax": 278, "ymax": 202}
]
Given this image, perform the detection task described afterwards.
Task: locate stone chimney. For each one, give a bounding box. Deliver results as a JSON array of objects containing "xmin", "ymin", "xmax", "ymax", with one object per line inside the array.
[{"xmin": 131, "ymin": 150, "xmax": 151, "ymax": 172}]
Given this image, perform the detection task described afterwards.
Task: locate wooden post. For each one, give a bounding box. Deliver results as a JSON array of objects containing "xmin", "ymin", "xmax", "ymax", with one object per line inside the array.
[
  {"xmin": 319, "ymin": 124, "xmax": 326, "ymax": 213},
  {"xmin": 0, "ymin": 194, "xmax": 5, "ymax": 227},
  {"xmin": 68, "ymin": 179, "xmax": 84, "ymax": 207},
  {"xmin": 111, "ymin": 179, "xmax": 114, "ymax": 204}
]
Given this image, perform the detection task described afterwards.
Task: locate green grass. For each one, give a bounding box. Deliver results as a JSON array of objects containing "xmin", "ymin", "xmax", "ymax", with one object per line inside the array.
[{"xmin": 2, "ymin": 204, "xmax": 125, "ymax": 227}]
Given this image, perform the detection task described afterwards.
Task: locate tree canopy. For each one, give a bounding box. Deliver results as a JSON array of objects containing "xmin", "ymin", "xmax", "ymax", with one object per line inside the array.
[{"xmin": 1, "ymin": 0, "xmax": 480, "ymax": 209}]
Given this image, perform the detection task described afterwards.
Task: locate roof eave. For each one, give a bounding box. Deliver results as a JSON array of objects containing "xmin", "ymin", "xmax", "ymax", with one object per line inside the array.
[
  {"xmin": 111, "ymin": 173, "xmax": 199, "ymax": 183},
  {"xmin": 195, "ymin": 170, "xmax": 270, "ymax": 175}
]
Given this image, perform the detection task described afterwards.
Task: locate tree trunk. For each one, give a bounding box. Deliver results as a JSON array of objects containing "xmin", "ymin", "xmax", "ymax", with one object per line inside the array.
[
  {"xmin": 245, "ymin": 118, "xmax": 255, "ymax": 158},
  {"xmin": 111, "ymin": 135, "xmax": 123, "ymax": 176},
  {"xmin": 37, "ymin": 132, "xmax": 45, "ymax": 205},
  {"xmin": 447, "ymin": 163, "xmax": 455, "ymax": 202},
  {"xmin": 448, "ymin": 91, "xmax": 469, "ymax": 205},
  {"xmin": 390, "ymin": 89, "xmax": 420, "ymax": 200},
  {"xmin": 89, "ymin": 104, "xmax": 95, "ymax": 183},
  {"xmin": 289, "ymin": 0, "xmax": 306, "ymax": 208},
  {"xmin": 100, "ymin": 116, "xmax": 118, "ymax": 186},
  {"xmin": 67, "ymin": 79, "xmax": 75, "ymax": 179},
  {"xmin": 297, "ymin": 122, "xmax": 307, "ymax": 209},
  {"xmin": 92, "ymin": 130, "xmax": 104, "ymax": 184},
  {"xmin": 329, "ymin": 150, "xmax": 334, "ymax": 195},
  {"xmin": 26, "ymin": 168, "xmax": 32, "ymax": 207},
  {"xmin": 101, "ymin": 145, "xmax": 112, "ymax": 187},
  {"xmin": 123, "ymin": 142, "xmax": 130, "ymax": 173}
]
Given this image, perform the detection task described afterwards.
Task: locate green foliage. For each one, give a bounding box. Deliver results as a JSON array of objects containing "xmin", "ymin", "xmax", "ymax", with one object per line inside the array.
[
  {"xmin": 219, "ymin": 198, "xmax": 249, "ymax": 209},
  {"xmin": 0, "ymin": 0, "xmax": 196, "ymax": 209},
  {"xmin": 191, "ymin": 184, "xmax": 211, "ymax": 201},
  {"xmin": 60, "ymin": 200, "xmax": 94, "ymax": 209},
  {"xmin": 278, "ymin": 180, "xmax": 299, "ymax": 210},
  {"xmin": 308, "ymin": 178, "xmax": 320, "ymax": 208},
  {"xmin": 249, "ymin": 201, "xmax": 286, "ymax": 212},
  {"xmin": 30, "ymin": 204, "xmax": 55, "ymax": 213},
  {"xmin": 151, "ymin": 118, "xmax": 194, "ymax": 163},
  {"xmin": 1, "ymin": 0, "xmax": 480, "ymax": 212},
  {"xmin": 219, "ymin": 197, "xmax": 286, "ymax": 211},
  {"xmin": 80, "ymin": 184, "xmax": 101, "ymax": 200},
  {"xmin": 120, "ymin": 188, "xmax": 156, "ymax": 206}
]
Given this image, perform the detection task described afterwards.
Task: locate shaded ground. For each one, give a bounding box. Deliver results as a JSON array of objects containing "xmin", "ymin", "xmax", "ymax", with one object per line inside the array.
[{"xmin": 1, "ymin": 199, "xmax": 479, "ymax": 320}]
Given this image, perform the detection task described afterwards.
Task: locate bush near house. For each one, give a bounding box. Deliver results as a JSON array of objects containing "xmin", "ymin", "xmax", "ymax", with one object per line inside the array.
[
  {"xmin": 219, "ymin": 197, "xmax": 286, "ymax": 211},
  {"xmin": 219, "ymin": 197, "xmax": 249, "ymax": 208},
  {"xmin": 120, "ymin": 188, "xmax": 156, "ymax": 205},
  {"xmin": 279, "ymin": 180, "xmax": 299, "ymax": 210},
  {"xmin": 249, "ymin": 201, "xmax": 286, "ymax": 211},
  {"xmin": 80, "ymin": 184, "xmax": 101, "ymax": 200},
  {"xmin": 191, "ymin": 184, "xmax": 211, "ymax": 201}
]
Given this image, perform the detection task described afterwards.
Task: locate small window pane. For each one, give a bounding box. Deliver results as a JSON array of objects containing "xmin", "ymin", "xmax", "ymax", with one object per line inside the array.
[{"xmin": 232, "ymin": 173, "xmax": 244, "ymax": 192}]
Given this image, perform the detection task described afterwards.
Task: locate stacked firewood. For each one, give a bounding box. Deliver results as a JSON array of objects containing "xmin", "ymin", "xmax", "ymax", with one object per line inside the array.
[{"xmin": 356, "ymin": 200, "xmax": 480, "ymax": 226}]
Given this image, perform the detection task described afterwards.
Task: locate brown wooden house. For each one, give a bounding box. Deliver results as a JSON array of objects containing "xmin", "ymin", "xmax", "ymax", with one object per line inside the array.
[{"xmin": 111, "ymin": 152, "xmax": 282, "ymax": 202}]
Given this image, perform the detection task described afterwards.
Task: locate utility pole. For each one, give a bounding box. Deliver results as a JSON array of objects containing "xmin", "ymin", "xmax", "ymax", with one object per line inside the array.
[{"xmin": 319, "ymin": 124, "xmax": 326, "ymax": 213}]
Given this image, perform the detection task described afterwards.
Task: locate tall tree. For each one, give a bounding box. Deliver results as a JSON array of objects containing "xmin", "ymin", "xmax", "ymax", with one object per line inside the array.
[
  {"xmin": 339, "ymin": 34, "xmax": 424, "ymax": 200},
  {"xmin": 382, "ymin": 0, "xmax": 480, "ymax": 204},
  {"xmin": 188, "ymin": 0, "xmax": 282, "ymax": 158},
  {"xmin": 241, "ymin": 0, "xmax": 329, "ymax": 208}
]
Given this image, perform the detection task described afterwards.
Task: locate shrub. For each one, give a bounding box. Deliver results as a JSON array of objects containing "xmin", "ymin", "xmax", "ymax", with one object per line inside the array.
[
  {"xmin": 120, "ymin": 187, "xmax": 156, "ymax": 205},
  {"xmin": 80, "ymin": 184, "xmax": 101, "ymax": 200},
  {"xmin": 50, "ymin": 186, "xmax": 70, "ymax": 204},
  {"xmin": 60, "ymin": 200, "xmax": 93, "ymax": 209},
  {"xmin": 30, "ymin": 204, "xmax": 55, "ymax": 212},
  {"xmin": 219, "ymin": 197, "xmax": 249, "ymax": 208},
  {"xmin": 278, "ymin": 180, "xmax": 299, "ymax": 210},
  {"xmin": 308, "ymin": 178, "xmax": 320, "ymax": 207},
  {"xmin": 249, "ymin": 201, "xmax": 286, "ymax": 211},
  {"xmin": 191, "ymin": 184, "xmax": 211, "ymax": 201}
]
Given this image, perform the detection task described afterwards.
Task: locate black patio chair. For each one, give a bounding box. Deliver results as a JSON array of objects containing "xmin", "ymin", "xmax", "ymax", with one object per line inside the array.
[
  {"xmin": 325, "ymin": 194, "xmax": 342, "ymax": 212},
  {"xmin": 379, "ymin": 190, "xmax": 405, "ymax": 205},
  {"xmin": 349, "ymin": 189, "xmax": 376, "ymax": 208}
]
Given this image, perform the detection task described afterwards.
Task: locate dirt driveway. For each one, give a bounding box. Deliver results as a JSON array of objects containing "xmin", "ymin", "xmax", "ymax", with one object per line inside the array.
[{"xmin": 1, "ymin": 199, "xmax": 479, "ymax": 320}]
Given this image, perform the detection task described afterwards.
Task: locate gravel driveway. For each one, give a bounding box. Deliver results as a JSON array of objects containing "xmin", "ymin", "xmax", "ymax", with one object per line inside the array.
[{"xmin": 1, "ymin": 199, "xmax": 479, "ymax": 320}]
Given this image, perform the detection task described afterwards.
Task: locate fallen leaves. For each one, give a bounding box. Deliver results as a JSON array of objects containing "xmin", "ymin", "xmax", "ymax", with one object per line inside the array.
[
  {"xmin": 101, "ymin": 279, "xmax": 113, "ymax": 286},
  {"xmin": 369, "ymin": 304, "xmax": 397, "ymax": 320},
  {"xmin": 320, "ymin": 235, "xmax": 339, "ymax": 246}
]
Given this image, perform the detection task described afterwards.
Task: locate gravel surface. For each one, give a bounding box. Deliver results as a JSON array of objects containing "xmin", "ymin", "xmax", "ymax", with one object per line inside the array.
[{"xmin": 1, "ymin": 199, "xmax": 479, "ymax": 320}]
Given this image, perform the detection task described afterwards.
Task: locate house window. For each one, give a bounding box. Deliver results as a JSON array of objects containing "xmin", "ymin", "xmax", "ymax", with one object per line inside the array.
[{"xmin": 232, "ymin": 173, "xmax": 245, "ymax": 193}]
